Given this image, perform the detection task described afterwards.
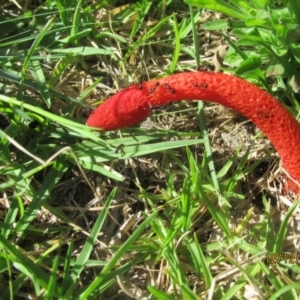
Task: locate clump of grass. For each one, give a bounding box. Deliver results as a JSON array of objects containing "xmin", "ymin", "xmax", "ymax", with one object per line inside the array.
[{"xmin": 1, "ymin": 0, "xmax": 300, "ymax": 299}]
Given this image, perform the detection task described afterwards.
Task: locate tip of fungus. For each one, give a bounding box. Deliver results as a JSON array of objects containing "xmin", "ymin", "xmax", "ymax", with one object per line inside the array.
[
  {"xmin": 87, "ymin": 106, "xmax": 151, "ymax": 130},
  {"xmin": 86, "ymin": 86, "xmax": 152, "ymax": 130}
]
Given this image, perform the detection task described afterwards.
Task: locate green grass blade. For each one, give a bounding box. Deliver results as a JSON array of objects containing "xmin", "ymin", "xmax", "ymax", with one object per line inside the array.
[
  {"xmin": 29, "ymin": 59, "xmax": 51, "ymax": 107},
  {"xmin": 71, "ymin": 0, "xmax": 83, "ymax": 39},
  {"xmin": 0, "ymin": 235, "xmax": 57, "ymax": 294},
  {"xmin": 15, "ymin": 159, "xmax": 68, "ymax": 235},
  {"xmin": 71, "ymin": 188, "xmax": 116, "ymax": 280},
  {"xmin": 47, "ymin": 255, "xmax": 59, "ymax": 299},
  {"xmin": 184, "ymin": 0, "xmax": 248, "ymax": 20},
  {"xmin": 273, "ymin": 198, "xmax": 300, "ymax": 253},
  {"xmin": 20, "ymin": 17, "xmax": 54, "ymax": 84},
  {"xmin": 169, "ymin": 13, "xmax": 180, "ymax": 73},
  {"xmin": 76, "ymin": 210, "xmax": 157, "ymax": 299}
]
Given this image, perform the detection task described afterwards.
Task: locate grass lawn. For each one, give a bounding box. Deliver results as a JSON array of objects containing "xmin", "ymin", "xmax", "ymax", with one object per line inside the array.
[{"xmin": 1, "ymin": 0, "xmax": 300, "ymax": 299}]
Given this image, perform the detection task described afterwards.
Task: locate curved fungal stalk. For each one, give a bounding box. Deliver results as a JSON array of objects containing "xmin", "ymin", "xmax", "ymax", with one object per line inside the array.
[{"xmin": 87, "ymin": 71, "xmax": 300, "ymax": 192}]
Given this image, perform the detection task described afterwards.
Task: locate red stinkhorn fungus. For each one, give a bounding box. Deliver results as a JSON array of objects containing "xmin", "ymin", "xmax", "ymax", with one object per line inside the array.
[{"xmin": 87, "ymin": 72, "xmax": 300, "ymax": 192}]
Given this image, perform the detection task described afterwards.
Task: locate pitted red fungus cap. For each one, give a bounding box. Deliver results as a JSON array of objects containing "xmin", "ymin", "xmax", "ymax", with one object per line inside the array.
[{"xmin": 87, "ymin": 71, "xmax": 300, "ymax": 193}]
